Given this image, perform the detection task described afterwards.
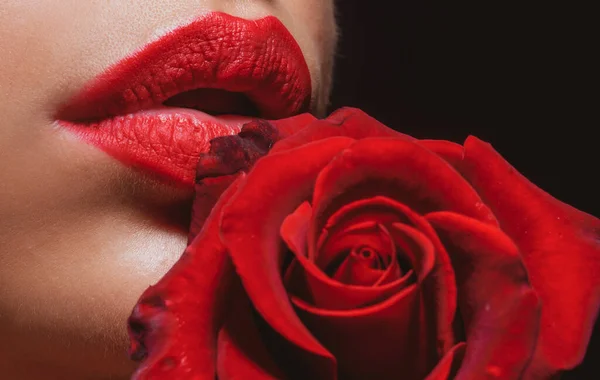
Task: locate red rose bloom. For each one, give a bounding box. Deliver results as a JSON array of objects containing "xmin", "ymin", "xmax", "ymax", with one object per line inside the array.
[{"xmin": 128, "ymin": 108, "xmax": 600, "ymax": 379}]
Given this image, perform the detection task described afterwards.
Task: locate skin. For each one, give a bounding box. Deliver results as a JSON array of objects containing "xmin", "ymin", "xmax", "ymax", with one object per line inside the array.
[{"xmin": 0, "ymin": 1, "xmax": 337, "ymax": 379}]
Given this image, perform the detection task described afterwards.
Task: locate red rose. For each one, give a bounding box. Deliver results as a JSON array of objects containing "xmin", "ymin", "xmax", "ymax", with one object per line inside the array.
[{"xmin": 128, "ymin": 108, "xmax": 600, "ymax": 379}]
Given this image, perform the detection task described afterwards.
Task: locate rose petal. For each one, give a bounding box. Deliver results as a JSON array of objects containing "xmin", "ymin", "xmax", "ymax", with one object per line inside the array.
[
  {"xmin": 280, "ymin": 202, "xmax": 406, "ymax": 307},
  {"xmin": 374, "ymin": 252, "xmax": 405, "ymax": 286},
  {"xmin": 281, "ymin": 202, "xmax": 406, "ymax": 306},
  {"xmin": 284, "ymin": 251, "xmax": 414, "ymax": 311},
  {"xmin": 311, "ymin": 197, "xmax": 430, "ymax": 270},
  {"xmin": 457, "ymin": 136, "xmax": 600, "ymax": 376},
  {"xmin": 269, "ymin": 112, "xmax": 318, "ymax": 137},
  {"xmin": 331, "ymin": 244, "xmax": 395, "ymax": 287},
  {"xmin": 323, "ymin": 107, "xmax": 414, "ymax": 141},
  {"xmin": 323, "ymin": 222, "xmax": 410, "ymax": 286},
  {"xmin": 280, "ymin": 200, "xmax": 313, "ymax": 259},
  {"xmin": 307, "ymin": 136, "xmax": 500, "ymax": 355},
  {"xmin": 128, "ymin": 175, "xmax": 245, "ymax": 379},
  {"xmin": 270, "ymin": 107, "xmax": 415, "ymax": 154},
  {"xmin": 287, "ymin": 221, "xmax": 444, "ymax": 379},
  {"xmin": 388, "ymin": 222, "xmax": 435, "ymax": 280},
  {"xmin": 419, "ymin": 139, "xmax": 465, "ymax": 170},
  {"xmin": 310, "ymin": 138, "xmax": 498, "ymax": 248},
  {"xmin": 221, "ymin": 138, "xmax": 359, "ymax": 378},
  {"xmin": 425, "ymin": 343, "xmax": 467, "ymax": 380},
  {"xmin": 309, "ymin": 195, "xmax": 458, "ymax": 354},
  {"xmin": 291, "ymin": 283, "xmax": 434, "ymax": 380},
  {"xmin": 189, "ymin": 174, "xmax": 238, "ymax": 243},
  {"xmin": 282, "ymin": 200, "xmax": 429, "ymax": 311},
  {"xmin": 318, "ymin": 221, "xmax": 398, "ymax": 277},
  {"xmin": 283, "ymin": 218, "xmax": 413, "ymax": 310},
  {"xmin": 217, "ymin": 281, "xmax": 286, "ymax": 380},
  {"xmin": 427, "ymin": 211, "xmax": 541, "ymax": 380}
]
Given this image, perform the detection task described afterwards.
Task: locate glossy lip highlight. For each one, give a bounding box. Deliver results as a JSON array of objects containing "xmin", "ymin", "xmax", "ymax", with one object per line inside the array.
[{"xmin": 57, "ymin": 12, "xmax": 312, "ymax": 187}]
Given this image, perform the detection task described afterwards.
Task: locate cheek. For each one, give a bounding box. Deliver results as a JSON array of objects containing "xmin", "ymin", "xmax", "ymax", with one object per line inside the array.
[
  {"xmin": 0, "ymin": 217, "xmax": 186, "ymax": 377},
  {"xmin": 0, "ymin": 221, "xmax": 186, "ymax": 328}
]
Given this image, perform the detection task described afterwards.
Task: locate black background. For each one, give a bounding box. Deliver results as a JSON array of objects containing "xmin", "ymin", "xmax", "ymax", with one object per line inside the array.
[{"xmin": 329, "ymin": 1, "xmax": 597, "ymax": 378}]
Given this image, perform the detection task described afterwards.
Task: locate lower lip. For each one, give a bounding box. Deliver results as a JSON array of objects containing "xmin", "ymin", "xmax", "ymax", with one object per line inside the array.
[{"xmin": 59, "ymin": 108, "xmax": 253, "ymax": 188}]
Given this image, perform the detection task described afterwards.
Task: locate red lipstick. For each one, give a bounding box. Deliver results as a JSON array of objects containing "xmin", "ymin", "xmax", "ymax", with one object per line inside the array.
[{"xmin": 57, "ymin": 12, "xmax": 311, "ymax": 187}]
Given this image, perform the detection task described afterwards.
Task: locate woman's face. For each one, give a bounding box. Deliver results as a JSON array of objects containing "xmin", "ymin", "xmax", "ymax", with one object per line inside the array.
[{"xmin": 0, "ymin": 1, "xmax": 336, "ymax": 378}]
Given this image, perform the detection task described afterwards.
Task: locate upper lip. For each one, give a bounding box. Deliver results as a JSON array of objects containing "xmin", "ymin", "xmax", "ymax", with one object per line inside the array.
[{"xmin": 57, "ymin": 12, "xmax": 312, "ymax": 122}]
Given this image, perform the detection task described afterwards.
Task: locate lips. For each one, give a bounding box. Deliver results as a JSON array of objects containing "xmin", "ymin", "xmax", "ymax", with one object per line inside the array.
[{"xmin": 57, "ymin": 12, "xmax": 311, "ymax": 187}]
